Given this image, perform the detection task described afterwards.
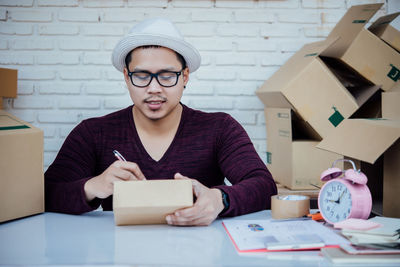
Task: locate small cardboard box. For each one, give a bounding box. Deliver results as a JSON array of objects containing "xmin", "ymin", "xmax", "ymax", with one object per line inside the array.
[
  {"xmin": 0, "ymin": 67, "xmax": 18, "ymax": 110},
  {"xmin": 369, "ymin": 12, "xmax": 400, "ymax": 53},
  {"xmin": 317, "ymin": 119, "xmax": 400, "ymax": 217},
  {"xmin": 257, "ymin": 38, "xmax": 379, "ymax": 139},
  {"xmin": 325, "ymin": 4, "xmax": 400, "ymax": 91},
  {"xmin": 382, "ymin": 92, "xmax": 400, "ymax": 119},
  {"xmin": 113, "ymin": 179, "xmax": 193, "ymax": 225},
  {"xmin": 0, "ymin": 110, "xmax": 44, "ymax": 223},
  {"xmin": 265, "ymin": 108, "xmax": 343, "ymax": 189}
]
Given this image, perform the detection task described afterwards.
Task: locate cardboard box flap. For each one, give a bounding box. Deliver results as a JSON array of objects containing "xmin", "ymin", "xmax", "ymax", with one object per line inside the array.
[
  {"xmin": 0, "ymin": 68, "xmax": 18, "ymax": 98},
  {"xmin": 369, "ymin": 12, "xmax": 400, "ymax": 35},
  {"xmin": 324, "ymin": 3, "xmax": 383, "ymax": 58},
  {"xmin": 317, "ymin": 119, "xmax": 400, "ymax": 164},
  {"xmin": 256, "ymin": 38, "xmax": 337, "ymax": 107}
]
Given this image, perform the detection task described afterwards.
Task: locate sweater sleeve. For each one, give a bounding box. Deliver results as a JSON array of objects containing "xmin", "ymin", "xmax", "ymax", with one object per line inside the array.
[
  {"xmin": 44, "ymin": 120, "xmax": 102, "ymax": 214},
  {"xmin": 214, "ymin": 115, "xmax": 277, "ymax": 217}
]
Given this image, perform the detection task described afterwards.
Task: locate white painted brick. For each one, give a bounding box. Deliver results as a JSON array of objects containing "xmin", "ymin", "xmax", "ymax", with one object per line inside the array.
[
  {"xmin": 0, "ymin": 40, "xmax": 7, "ymax": 49},
  {"xmin": 258, "ymin": 0, "xmax": 299, "ymax": 9},
  {"xmin": 19, "ymin": 69, "xmax": 56, "ymax": 80},
  {"xmin": 185, "ymin": 81, "xmax": 214, "ymax": 96},
  {"xmin": 196, "ymin": 68, "xmax": 236, "ymax": 81},
  {"xmin": 12, "ymin": 39, "xmax": 53, "ymax": 50},
  {"xmin": 0, "ymin": 52, "xmax": 34, "ymax": 65},
  {"xmin": 144, "ymin": 10, "xmax": 191, "ymax": 23},
  {"xmin": 172, "ymin": 0, "xmax": 213, "ymax": 8},
  {"xmin": 44, "ymin": 139, "xmax": 64, "ymax": 152},
  {"xmin": 239, "ymin": 67, "xmax": 278, "ymax": 81},
  {"xmin": 13, "ymin": 96, "xmax": 54, "ymax": 109},
  {"xmin": 243, "ymin": 125, "xmax": 266, "ymax": 139},
  {"xmin": 59, "ymin": 69, "xmax": 101, "ymax": 80},
  {"xmin": 304, "ymin": 26, "xmax": 333, "ymax": 38},
  {"xmin": 178, "ymin": 23, "xmax": 215, "ymax": 37},
  {"xmin": 127, "ymin": 0, "xmax": 168, "ymax": 7},
  {"xmin": 38, "ymin": 24, "xmax": 79, "ymax": 35},
  {"xmin": 84, "ymin": 82, "xmax": 127, "ymax": 95},
  {"xmin": 17, "ymin": 82, "xmax": 34, "ymax": 95},
  {"xmin": 106, "ymin": 69, "xmax": 124, "ymax": 81},
  {"xmin": 79, "ymin": 110, "xmax": 112, "ymax": 120},
  {"xmin": 215, "ymin": 53, "xmax": 256, "ymax": 66},
  {"xmin": 38, "ymin": 0, "xmax": 78, "ymax": 7},
  {"xmin": 280, "ymin": 40, "xmax": 311, "ymax": 52},
  {"xmin": 302, "ymin": 0, "xmax": 345, "ymax": 9},
  {"xmin": 321, "ymin": 10, "xmax": 348, "ymax": 25},
  {"xmin": 6, "ymin": 109, "xmax": 36, "ymax": 122},
  {"xmin": 104, "ymin": 96, "xmax": 133, "ymax": 109},
  {"xmin": 260, "ymin": 52, "xmax": 293, "ymax": 66},
  {"xmin": 82, "ymin": 24, "xmax": 124, "ymax": 36},
  {"xmin": 41, "ymin": 126, "xmax": 57, "ymax": 137},
  {"xmin": 235, "ymin": 96, "xmax": 264, "ymax": 110},
  {"xmin": 103, "ymin": 38, "xmax": 120, "ymax": 51},
  {"xmin": 38, "ymin": 111, "xmax": 79, "ymax": 123},
  {"xmin": 0, "ymin": 0, "xmax": 33, "ymax": 7},
  {"xmin": 83, "ymin": 52, "xmax": 111, "ymax": 65},
  {"xmin": 58, "ymin": 9, "xmax": 100, "ymax": 22},
  {"xmin": 103, "ymin": 10, "xmax": 145, "ymax": 22},
  {"xmin": 0, "ymin": 8, "xmax": 6, "ymax": 20},
  {"xmin": 187, "ymin": 37, "xmax": 233, "ymax": 51},
  {"xmin": 257, "ymin": 111, "xmax": 266, "ymax": 125},
  {"xmin": 237, "ymin": 39, "xmax": 276, "ymax": 52},
  {"xmin": 38, "ymin": 82, "xmax": 82, "ymax": 95},
  {"xmin": 261, "ymin": 24, "xmax": 301, "ymax": 37},
  {"xmin": 215, "ymin": 82, "xmax": 258, "ymax": 96},
  {"xmin": 59, "ymin": 39, "xmax": 101, "ymax": 51},
  {"xmin": 229, "ymin": 111, "xmax": 257, "ymax": 125},
  {"xmin": 216, "ymin": 23, "xmax": 259, "ymax": 37},
  {"xmin": 234, "ymin": 10, "xmax": 274, "ymax": 23},
  {"xmin": 199, "ymin": 53, "xmax": 212, "ymax": 66},
  {"xmin": 0, "ymin": 23, "xmax": 33, "ymax": 35},
  {"xmin": 59, "ymin": 125, "xmax": 75, "ymax": 138},
  {"xmin": 36, "ymin": 52, "xmax": 80, "ymax": 65},
  {"xmin": 58, "ymin": 96, "xmax": 101, "ymax": 109},
  {"xmin": 44, "ymin": 152, "xmax": 57, "ymax": 169},
  {"xmin": 189, "ymin": 97, "xmax": 234, "ymax": 110},
  {"xmin": 277, "ymin": 10, "xmax": 320, "ymax": 24},
  {"xmin": 11, "ymin": 10, "xmax": 52, "ymax": 22},
  {"xmin": 83, "ymin": 0, "xmax": 124, "ymax": 8},
  {"xmin": 216, "ymin": 0, "xmax": 254, "ymax": 8},
  {"xmin": 192, "ymin": 10, "xmax": 232, "ymax": 22}
]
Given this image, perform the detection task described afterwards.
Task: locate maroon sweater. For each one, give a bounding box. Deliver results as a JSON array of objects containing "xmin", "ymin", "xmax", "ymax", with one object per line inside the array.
[{"xmin": 45, "ymin": 104, "xmax": 277, "ymax": 216}]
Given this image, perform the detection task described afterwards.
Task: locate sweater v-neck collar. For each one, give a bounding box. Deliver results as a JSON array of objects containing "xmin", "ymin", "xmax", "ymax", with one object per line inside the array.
[{"xmin": 128, "ymin": 103, "xmax": 186, "ymax": 164}]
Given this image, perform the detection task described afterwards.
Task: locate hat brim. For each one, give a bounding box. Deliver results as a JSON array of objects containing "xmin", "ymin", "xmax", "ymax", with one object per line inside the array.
[{"xmin": 111, "ymin": 33, "xmax": 201, "ymax": 73}]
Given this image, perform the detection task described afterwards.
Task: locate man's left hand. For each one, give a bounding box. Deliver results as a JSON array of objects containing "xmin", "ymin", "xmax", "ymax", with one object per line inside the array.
[{"xmin": 166, "ymin": 173, "xmax": 225, "ymax": 226}]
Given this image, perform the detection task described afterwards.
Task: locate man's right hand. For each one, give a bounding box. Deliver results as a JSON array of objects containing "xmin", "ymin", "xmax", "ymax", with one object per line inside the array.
[{"xmin": 84, "ymin": 160, "xmax": 146, "ymax": 202}]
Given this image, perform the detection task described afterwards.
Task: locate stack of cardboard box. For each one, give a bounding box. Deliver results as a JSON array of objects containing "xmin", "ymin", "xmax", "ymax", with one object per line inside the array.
[
  {"xmin": 0, "ymin": 67, "xmax": 44, "ymax": 223},
  {"xmin": 256, "ymin": 4, "xmax": 400, "ymax": 217}
]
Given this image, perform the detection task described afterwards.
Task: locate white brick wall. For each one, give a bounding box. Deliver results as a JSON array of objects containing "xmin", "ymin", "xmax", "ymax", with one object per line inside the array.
[{"xmin": 0, "ymin": 0, "xmax": 388, "ymax": 169}]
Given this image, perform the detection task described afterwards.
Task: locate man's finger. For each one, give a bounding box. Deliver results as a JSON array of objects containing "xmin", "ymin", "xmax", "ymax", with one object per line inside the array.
[{"xmin": 119, "ymin": 162, "xmax": 146, "ymax": 180}]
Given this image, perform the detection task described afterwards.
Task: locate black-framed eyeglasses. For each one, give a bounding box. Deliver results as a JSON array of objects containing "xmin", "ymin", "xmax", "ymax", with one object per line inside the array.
[{"xmin": 126, "ymin": 69, "xmax": 184, "ymax": 88}]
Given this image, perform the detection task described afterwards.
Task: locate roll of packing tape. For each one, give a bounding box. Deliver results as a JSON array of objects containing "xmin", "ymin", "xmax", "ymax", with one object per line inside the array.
[{"xmin": 271, "ymin": 194, "xmax": 310, "ymax": 219}]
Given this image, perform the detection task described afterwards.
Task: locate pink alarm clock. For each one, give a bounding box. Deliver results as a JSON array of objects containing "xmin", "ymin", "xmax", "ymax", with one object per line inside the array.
[{"xmin": 318, "ymin": 159, "xmax": 372, "ymax": 224}]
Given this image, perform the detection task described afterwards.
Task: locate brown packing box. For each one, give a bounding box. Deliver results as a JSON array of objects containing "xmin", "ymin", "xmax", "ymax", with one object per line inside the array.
[
  {"xmin": 113, "ymin": 179, "xmax": 193, "ymax": 225},
  {"xmin": 0, "ymin": 110, "xmax": 44, "ymax": 223},
  {"xmin": 369, "ymin": 12, "xmax": 400, "ymax": 53},
  {"xmin": 257, "ymin": 38, "xmax": 379, "ymax": 139},
  {"xmin": 382, "ymin": 92, "xmax": 400, "ymax": 119},
  {"xmin": 265, "ymin": 107, "xmax": 343, "ymax": 189},
  {"xmin": 324, "ymin": 4, "xmax": 400, "ymax": 91},
  {"xmin": 317, "ymin": 119, "xmax": 400, "ymax": 217},
  {"xmin": 0, "ymin": 67, "xmax": 18, "ymax": 99}
]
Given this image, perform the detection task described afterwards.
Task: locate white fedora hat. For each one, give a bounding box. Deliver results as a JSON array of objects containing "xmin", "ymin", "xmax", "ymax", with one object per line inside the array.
[{"xmin": 111, "ymin": 18, "xmax": 201, "ymax": 73}]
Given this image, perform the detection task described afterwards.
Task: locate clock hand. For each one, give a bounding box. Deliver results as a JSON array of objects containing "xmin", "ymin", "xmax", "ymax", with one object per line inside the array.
[{"xmin": 336, "ymin": 191, "xmax": 345, "ymax": 204}]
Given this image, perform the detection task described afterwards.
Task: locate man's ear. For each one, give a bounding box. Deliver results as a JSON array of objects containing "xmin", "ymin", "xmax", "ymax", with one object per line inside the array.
[
  {"xmin": 183, "ymin": 67, "xmax": 190, "ymax": 88},
  {"xmin": 123, "ymin": 68, "xmax": 130, "ymax": 84}
]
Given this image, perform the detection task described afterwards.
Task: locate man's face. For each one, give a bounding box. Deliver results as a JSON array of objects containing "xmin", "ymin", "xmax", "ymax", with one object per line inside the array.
[{"xmin": 123, "ymin": 46, "xmax": 189, "ymax": 121}]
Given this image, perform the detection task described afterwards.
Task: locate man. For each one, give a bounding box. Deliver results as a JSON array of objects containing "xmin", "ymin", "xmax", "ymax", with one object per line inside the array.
[{"xmin": 45, "ymin": 18, "xmax": 277, "ymax": 226}]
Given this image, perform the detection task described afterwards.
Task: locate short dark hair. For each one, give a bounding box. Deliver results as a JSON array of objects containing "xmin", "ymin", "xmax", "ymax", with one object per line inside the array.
[{"xmin": 124, "ymin": 45, "xmax": 187, "ymax": 70}]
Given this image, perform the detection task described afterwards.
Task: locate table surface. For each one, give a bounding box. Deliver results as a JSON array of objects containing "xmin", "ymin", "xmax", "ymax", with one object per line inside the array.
[{"xmin": 0, "ymin": 210, "xmax": 389, "ymax": 266}]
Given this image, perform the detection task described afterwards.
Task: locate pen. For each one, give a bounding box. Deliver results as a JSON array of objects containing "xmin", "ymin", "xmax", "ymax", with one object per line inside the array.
[{"xmin": 113, "ymin": 150, "xmax": 126, "ymax": 162}]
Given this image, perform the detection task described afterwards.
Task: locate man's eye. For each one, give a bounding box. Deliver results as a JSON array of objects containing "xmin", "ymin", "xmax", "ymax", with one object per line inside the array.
[
  {"xmin": 159, "ymin": 72, "xmax": 175, "ymax": 80},
  {"xmin": 133, "ymin": 73, "xmax": 150, "ymax": 80}
]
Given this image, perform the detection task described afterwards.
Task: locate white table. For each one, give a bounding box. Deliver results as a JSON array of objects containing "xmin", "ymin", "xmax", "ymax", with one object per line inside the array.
[{"xmin": 0, "ymin": 210, "xmax": 372, "ymax": 266}]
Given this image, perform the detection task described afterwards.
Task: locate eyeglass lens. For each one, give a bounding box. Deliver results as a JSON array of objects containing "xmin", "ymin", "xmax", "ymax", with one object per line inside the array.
[{"xmin": 130, "ymin": 71, "xmax": 181, "ymax": 87}]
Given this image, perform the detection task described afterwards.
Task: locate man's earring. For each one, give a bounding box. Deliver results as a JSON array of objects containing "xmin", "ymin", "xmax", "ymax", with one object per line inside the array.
[{"xmin": 184, "ymin": 85, "xmax": 186, "ymax": 89}]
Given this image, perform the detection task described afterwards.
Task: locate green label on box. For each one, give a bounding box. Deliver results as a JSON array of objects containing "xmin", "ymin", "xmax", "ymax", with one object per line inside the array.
[
  {"xmin": 305, "ymin": 53, "xmax": 318, "ymax": 57},
  {"xmin": 0, "ymin": 125, "xmax": 30, "ymax": 131},
  {"xmin": 266, "ymin": 152, "xmax": 272, "ymax": 164},
  {"xmin": 387, "ymin": 64, "xmax": 400, "ymax": 82},
  {"xmin": 328, "ymin": 106, "xmax": 344, "ymax": 127},
  {"xmin": 352, "ymin": 20, "xmax": 367, "ymax": 23},
  {"xmin": 277, "ymin": 112, "xmax": 289, "ymax": 118},
  {"xmin": 278, "ymin": 130, "xmax": 290, "ymax": 138}
]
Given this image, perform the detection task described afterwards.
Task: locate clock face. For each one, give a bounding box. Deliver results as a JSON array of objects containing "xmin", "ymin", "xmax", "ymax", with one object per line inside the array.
[{"xmin": 319, "ymin": 180, "xmax": 352, "ymax": 223}]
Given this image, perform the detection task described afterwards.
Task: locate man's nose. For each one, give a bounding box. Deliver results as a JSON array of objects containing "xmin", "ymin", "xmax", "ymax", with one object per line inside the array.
[{"xmin": 146, "ymin": 77, "xmax": 162, "ymax": 93}]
